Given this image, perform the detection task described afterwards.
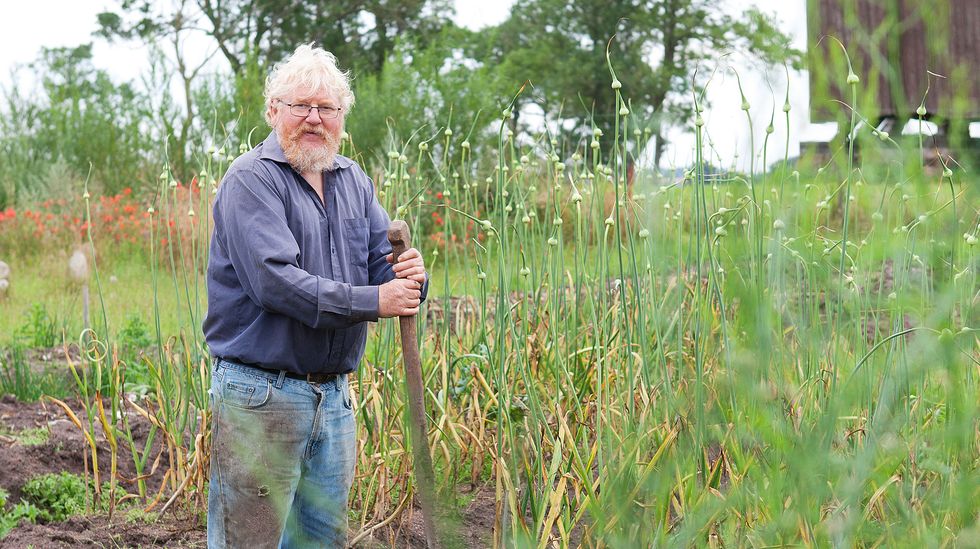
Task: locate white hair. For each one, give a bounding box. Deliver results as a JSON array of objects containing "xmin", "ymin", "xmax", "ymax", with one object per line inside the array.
[{"xmin": 263, "ymin": 43, "xmax": 355, "ymax": 127}]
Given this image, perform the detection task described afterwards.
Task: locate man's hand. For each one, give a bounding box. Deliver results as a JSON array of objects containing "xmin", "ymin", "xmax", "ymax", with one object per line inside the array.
[
  {"xmin": 387, "ymin": 247, "xmax": 426, "ymax": 285},
  {"xmin": 378, "ymin": 278, "xmax": 422, "ymax": 318}
]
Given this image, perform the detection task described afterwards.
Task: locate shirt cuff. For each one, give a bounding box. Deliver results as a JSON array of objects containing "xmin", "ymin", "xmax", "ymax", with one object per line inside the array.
[
  {"xmin": 420, "ymin": 272, "xmax": 430, "ymax": 303},
  {"xmin": 351, "ymin": 285, "xmax": 380, "ymax": 322}
]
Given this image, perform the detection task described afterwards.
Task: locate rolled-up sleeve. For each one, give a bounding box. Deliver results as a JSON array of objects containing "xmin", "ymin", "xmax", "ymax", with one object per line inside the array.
[{"xmin": 216, "ymin": 169, "xmax": 378, "ymax": 328}]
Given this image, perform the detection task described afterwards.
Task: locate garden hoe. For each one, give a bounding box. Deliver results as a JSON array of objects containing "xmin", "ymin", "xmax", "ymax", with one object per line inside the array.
[{"xmin": 388, "ymin": 220, "xmax": 440, "ymax": 549}]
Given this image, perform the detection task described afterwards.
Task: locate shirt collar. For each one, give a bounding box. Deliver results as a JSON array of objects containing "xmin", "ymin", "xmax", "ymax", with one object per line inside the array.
[{"xmin": 257, "ymin": 130, "xmax": 354, "ymax": 170}]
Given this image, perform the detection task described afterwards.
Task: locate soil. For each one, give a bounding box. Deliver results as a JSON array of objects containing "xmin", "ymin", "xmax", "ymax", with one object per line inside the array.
[
  {"xmin": 0, "ymin": 511, "xmax": 206, "ymax": 548},
  {"xmin": 0, "ymin": 395, "xmax": 496, "ymax": 548},
  {"xmin": 352, "ymin": 484, "xmax": 496, "ymax": 548},
  {"xmin": 0, "ymin": 394, "xmax": 165, "ymax": 505},
  {"xmin": 0, "ymin": 394, "xmax": 200, "ymax": 548}
]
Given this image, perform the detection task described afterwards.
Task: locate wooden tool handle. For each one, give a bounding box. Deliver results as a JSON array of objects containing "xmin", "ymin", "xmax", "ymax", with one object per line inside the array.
[
  {"xmin": 388, "ymin": 219, "xmax": 410, "ymax": 264},
  {"xmin": 387, "ymin": 219, "xmax": 440, "ymax": 549}
]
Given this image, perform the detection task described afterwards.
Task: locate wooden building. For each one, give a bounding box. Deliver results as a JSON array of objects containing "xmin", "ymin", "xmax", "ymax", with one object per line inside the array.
[{"xmin": 807, "ymin": 0, "xmax": 979, "ymax": 132}]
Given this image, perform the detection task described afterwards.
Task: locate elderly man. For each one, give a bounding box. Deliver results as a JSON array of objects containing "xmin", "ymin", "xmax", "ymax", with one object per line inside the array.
[{"xmin": 203, "ymin": 43, "xmax": 427, "ymax": 547}]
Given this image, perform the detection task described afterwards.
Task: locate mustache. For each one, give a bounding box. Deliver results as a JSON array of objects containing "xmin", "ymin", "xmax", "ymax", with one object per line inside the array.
[{"xmin": 292, "ymin": 124, "xmax": 326, "ymax": 138}]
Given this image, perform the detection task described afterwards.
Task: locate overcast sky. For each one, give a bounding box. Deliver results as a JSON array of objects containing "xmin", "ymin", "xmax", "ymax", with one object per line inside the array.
[{"xmin": 0, "ymin": 0, "xmax": 834, "ymax": 171}]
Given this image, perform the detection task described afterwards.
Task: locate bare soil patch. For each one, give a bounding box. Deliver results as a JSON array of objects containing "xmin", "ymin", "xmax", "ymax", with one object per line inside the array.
[{"xmin": 0, "ymin": 511, "xmax": 206, "ymax": 548}]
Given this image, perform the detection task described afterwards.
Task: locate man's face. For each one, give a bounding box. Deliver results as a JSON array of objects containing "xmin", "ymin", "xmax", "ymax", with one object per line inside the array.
[{"xmin": 272, "ymin": 86, "xmax": 345, "ymax": 174}]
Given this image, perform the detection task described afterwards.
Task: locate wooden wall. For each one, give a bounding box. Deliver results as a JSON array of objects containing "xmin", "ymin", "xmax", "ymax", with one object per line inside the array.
[{"xmin": 807, "ymin": 0, "xmax": 979, "ymax": 122}]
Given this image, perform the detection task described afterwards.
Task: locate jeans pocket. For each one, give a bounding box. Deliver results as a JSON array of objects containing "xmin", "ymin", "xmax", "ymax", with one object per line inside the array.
[
  {"xmin": 218, "ymin": 371, "xmax": 272, "ymax": 409},
  {"xmin": 340, "ymin": 376, "xmax": 353, "ymax": 411}
]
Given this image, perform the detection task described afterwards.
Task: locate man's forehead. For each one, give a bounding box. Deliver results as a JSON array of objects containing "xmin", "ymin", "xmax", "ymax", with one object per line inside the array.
[{"xmin": 286, "ymin": 86, "xmax": 338, "ymax": 105}]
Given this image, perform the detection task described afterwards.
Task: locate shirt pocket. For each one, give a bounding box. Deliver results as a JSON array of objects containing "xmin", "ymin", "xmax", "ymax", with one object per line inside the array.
[{"xmin": 343, "ymin": 217, "xmax": 370, "ymax": 284}]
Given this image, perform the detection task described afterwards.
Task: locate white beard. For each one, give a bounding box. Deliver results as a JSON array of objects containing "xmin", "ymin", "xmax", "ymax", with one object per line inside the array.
[{"xmin": 278, "ymin": 124, "xmax": 342, "ymax": 173}]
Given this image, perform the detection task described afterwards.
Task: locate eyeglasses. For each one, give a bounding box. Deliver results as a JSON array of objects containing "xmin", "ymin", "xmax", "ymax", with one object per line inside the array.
[{"xmin": 278, "ymin": 100, "xmax": 343, "ymax": 119}]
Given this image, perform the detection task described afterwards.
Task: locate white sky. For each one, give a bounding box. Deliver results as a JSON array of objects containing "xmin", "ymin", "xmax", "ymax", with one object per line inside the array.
[{"xmin": 0, "ymin": 0, "xmax": 836, "ymax": 171}]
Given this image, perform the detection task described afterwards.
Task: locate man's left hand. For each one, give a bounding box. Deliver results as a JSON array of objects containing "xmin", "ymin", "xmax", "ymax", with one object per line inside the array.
[{"xmin": 388, "ymin": 248, "xmax": 426, "ymax": 286}]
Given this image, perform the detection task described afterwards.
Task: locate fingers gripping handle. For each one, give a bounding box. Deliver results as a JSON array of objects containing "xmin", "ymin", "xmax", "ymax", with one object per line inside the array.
[{"xmin": 388, "ymin": 220, "xmax": 411, "ymax": 263}]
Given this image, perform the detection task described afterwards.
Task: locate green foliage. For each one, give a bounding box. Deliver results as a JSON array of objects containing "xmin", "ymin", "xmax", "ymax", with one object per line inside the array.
[
  {"xmin": 124, "ymin": 507, "xmax": 157, "ymax": 524},
  {"xmin": 0, "ymin": 427, "xmax": 50, "ymax": 447},
  {"xmin": 117, "ymin": 314, "xmax": 151, "ymax": 354},
  {"xmin": 192, "ymin": 52, "xmax": 269, "ymax": 150},
  {"xmin": 0, "ymin": 44, "xmax": 156, "ymax": 206},
  {"xmin": 482, "ymin": 0, "xmax": 801, "ymax": 165},
  {"xmin": 117, "ymin": 313, "xmax": 153, "ymax": 391},
  {"xmin": 0, "ymin": 346, "xmax": 73, "ymax": 403},
  {"xmin": 0, "ymin": 489, "xmax": 41, "ymax": 538},
  {"xmin": 20, "ymin": 472, "xmax": 87, "ymax": 523},
  {"xmin": 13, "ymin": 303, "xmax": 62, "ymax": 348},
  {"xmin": 347, "ymin": 29, "xmax": 504, "ymax": 164},
  {"xmin": 98, "ymin": 0, "xmax": 454, "ymax": 79},
  {"xmin": 91, "ymin": 0, "xmax": 459, "ymax": 178},
  {"xmin": 0, "ymin": 352, "xmax": 49, "ymax": 402}
]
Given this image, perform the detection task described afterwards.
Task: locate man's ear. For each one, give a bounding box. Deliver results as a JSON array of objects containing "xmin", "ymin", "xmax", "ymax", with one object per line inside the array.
[{"xmin": 265, "ymin": 101, "xmax": 279, "ymax": 127}]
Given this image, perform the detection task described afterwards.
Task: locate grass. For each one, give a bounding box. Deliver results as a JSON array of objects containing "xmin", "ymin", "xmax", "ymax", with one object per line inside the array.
[
  {"xmin": 0, "ymin": 346, "xmax": 73, "ymax": 401},
  {"xmin": 0, "ymin": 426, "xmax": 50, "ymax": 446},
  {"xmin": 0, "ymin": 254, "xmax": 203, "ymax": 348}
]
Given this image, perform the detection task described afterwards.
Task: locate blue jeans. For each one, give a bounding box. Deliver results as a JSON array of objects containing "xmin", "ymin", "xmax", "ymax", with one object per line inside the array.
[{"xmin": 208, "ymin": 358, "xmax": 356, "ymax": 548}]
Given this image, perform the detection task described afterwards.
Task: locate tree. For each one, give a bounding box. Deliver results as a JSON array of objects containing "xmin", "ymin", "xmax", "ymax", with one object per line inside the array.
[
  {"xmin": 98, "ymin": 0, "xmax": 454, "ymax": 80},
  {"xmin": 0, "ymin": 45, "xmax": 154, "ymax": 203},
  {"xmin": 94, "ymin": 0, "xmax": 458, "ymax": 174},
  {"xmin": 197, "ymin": 0, "xmax": 454, "ymax": 80},
  {"xmin": 481, "ymin": 0, "xmax": 802, "ymax": 167},
  {"xmin": 96, "ymin": 0, "xmax": 217, "ymax": 176},
  {"xmin": 345, "ymin": 25, "xmax": 505, "ymax": 167}
]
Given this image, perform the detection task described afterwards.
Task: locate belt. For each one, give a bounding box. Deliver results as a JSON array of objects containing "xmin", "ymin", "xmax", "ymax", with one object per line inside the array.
[
  {"xmin": 280, "ymin": 370, "xmax": 340, "ymax": 384},
  {"xmin": 217, "ymin": 357, "xmax": 340, "ymax": 385}
]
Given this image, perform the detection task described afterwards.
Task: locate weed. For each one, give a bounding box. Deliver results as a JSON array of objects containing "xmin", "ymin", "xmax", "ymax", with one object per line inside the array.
[
  {"xmin": 0, "ymin": 488, "xmax": 41, "ymax": 538},
  {"xmin": 116, "ymin": 314, "xmax": 153, "ymax": 389},
  {"xmin": 117, "ymin": 314, "xmax": 151, "ymax": 352},
  {"xmin": 124, "ymin": 508, "xmax": 158, "ymax": 524},
  {"xmin": 0, "ymin": 346, "xmax": 72, "ymax": 402},
  {"xmin": 21, "ymin": 472, "xmax": 87, "ymax": 523},
  {"xmin": 13, "ymin": 303, "xmax": 62, "ymax": 348},
  {"xmin": 0, "ymin": 426, "xmax": 50, "ymax": 446}
]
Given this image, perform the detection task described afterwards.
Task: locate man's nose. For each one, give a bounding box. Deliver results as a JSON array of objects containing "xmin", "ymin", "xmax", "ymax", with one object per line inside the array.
[{"xmin": 304, "ymin": 108, "xmax": 323, "ymax": 123}]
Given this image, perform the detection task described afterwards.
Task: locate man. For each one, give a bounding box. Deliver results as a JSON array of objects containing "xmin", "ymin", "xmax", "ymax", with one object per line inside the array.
[{"xmin": 203, "ymin": 43, "xmax": 427, "ymax": 548}]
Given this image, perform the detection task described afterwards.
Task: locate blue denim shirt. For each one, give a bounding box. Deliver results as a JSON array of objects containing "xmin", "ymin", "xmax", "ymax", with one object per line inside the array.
[{"xmin": 203, "ymin": 131, "xmax": 427, "ymax": 374}]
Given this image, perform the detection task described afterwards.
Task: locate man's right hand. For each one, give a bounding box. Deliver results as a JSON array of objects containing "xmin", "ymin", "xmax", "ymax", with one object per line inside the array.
[{"xmin": 378, "ymin": 278, "xmax": 422, "ymax": 318}]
